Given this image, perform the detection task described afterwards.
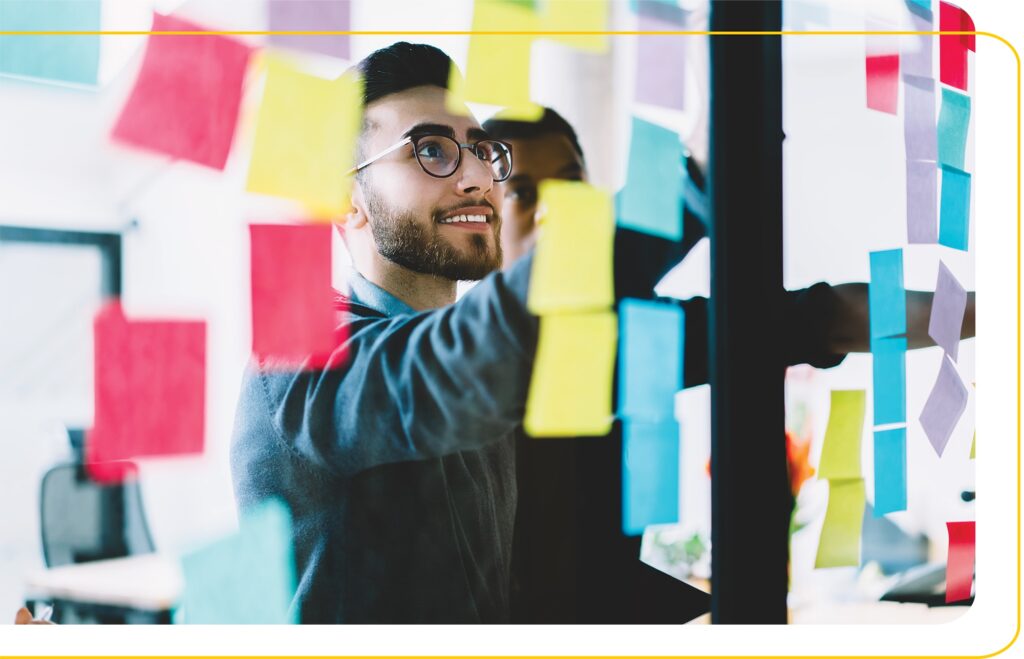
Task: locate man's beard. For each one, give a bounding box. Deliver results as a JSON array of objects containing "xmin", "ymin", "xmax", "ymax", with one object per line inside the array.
[{"xmin": 364, "ymin": 185, "xmax": 503, "ymax": 281}]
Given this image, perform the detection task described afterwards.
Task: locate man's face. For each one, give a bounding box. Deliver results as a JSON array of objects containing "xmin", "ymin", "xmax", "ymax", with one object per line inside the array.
[
  {"xmin": 354, "ymin": 85, "xmax": 504, "ymax": 281},
  {"xmin": 499, "ymin": 133, "xmax": 585, "ymax": 266}
]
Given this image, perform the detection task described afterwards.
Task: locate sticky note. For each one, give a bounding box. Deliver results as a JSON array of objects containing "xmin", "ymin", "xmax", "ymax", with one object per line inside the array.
[
  {"xmin": 111, "ymin": 14, "xmax": 253, "ymax": 170},
  {"xmin": 939, "ymin": 1, "xmax": 968, "ymax": 91},
  {"xmin": 937, "ymin": 87, "xmax": 970, "ymax": 169},
  {"xmin": 181, "ymin": 498, "xmax": 297, "ymax": 623},
  {"xmin": 901, "ymin": 10, "xmax": 933, "ymax": 79},
  {"xmin": 945, "ymin": 521, "xmax": 975, "ymax": 603},
  {"xmin": 246, "ymin": 55, "xmax": 363, "ymax": 219},
  {"xmin": 86, "ymin": 302, "xmax": 205, "ymax": 481},
  {"xmin": 622, "ymin": 420, "xmax": 679, "ymax": 536},
  {"xmin": 618, "ymin": 299, "xmax": 683, "ymax": 421},
  {"xmin": 250, "ymin": 224, "xmax": 343, "ymax": 369},
  {"xmin": 0, "ymin": 0, "xmax": 100, "ymax": 86},
  {"xmin": 635, "ymin": 12, "xmax": 686, "ymax": 112},
  {"xmin": 908, "ymin": 0, "xmax": 932, "ymax": 12},
  {"xmin": 920, "ymin": 355, "xmax": 968, "ymax": 457},
  {"xmin": 869, "ymin": 249, "xmax": 906, "ymax": 339},
  {"xmin": 527, "ymin": 180, "xmax": 615, "ymax": 313},
  {"xmin": 268, "ymin": 0, "xmax": 351, "ymax": 60},
  {"xmin": 969, "ymin": 432, "xmax": 975, "ymax": 458},
  {"xmin": 873, "ymin": 427, "xmax": 907, "ymax": 516},
  {"xmin": 872, "ymin": 336, "xmax": 907, "ymax": 425},
  {"xmin": 903, "ymin": 75, "xmax": 937, "ymax": 161},
  {"xmin": 939, "ymin": 164, "xmax": 970, "ymax": 251},
  {"xmin": 815, "ymin": 478, "xmax": 865, "ymax": 568},
  {"xmin": 524, "ymin": 311, "xmax": 617, "ymax": 437},
  {"xmin": 907, "ymin": 160, "xmax": 938, "ymax": 244},
  {"xmin": 448, "ymin": 2, "xmax": 542, "ymax": 121},
  {"xmin": 616, "ymin": 117, "xmax": 685, "ymax": 240},
  {"xmin": 866, "ymin": 55, "xmax": 899, "ymax": 114},
  {"xmin": 818, "ymin": 390, "xmax": 866, "ymax": 480},
  {"xmin": 538, "ymin": 0, "xmax": 609, "ymax": 53},
  {"xmin": 958, "ymin": 6, "xmax": 975, "ymax": 52},
  {"xmin": 928, "ymin": 261, "xmax": 967, "ymax": 359}
]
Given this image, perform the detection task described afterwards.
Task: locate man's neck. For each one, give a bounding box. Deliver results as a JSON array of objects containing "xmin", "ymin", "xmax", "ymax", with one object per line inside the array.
[{"xmin": 360, "ymin": 256, "xmax": 457, "ymax": 311}]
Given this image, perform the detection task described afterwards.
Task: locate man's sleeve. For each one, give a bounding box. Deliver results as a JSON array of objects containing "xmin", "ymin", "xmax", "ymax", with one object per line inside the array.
[{"xmin": 240, "ymin": 254, "xmax": 539, "ymax": 479}]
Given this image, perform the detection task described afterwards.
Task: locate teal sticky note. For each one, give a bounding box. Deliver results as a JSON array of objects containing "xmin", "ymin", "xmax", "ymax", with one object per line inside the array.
[
  {"xmin": 618, "ymin": 299, "xmax": 683, "ymax": 421},
  {"xmin": 0, "ymin": 1, "xmax": 101, "ymax": 86},
  {"xmin": 869, "ymin": 249, "xmax": 906, "ymax": 340},
  {"xmin": 872, "ymin": 336, "xmax": 907, "ymax": 425},
  {"xmin": 616, "ymin": 117, "xmax": 685, "ymax": 241},
  {"xmin": 622, "ymin": 419, "xmax": 679, "ymax": 536},
  {"xmin": 181, "ymin": 499, "xmax": 297, "ymax": 624},
  {"xmin": 873, "ymin": 427, "xmax": 907, "ymax": 516},
  {"xmin": 908, "ymin": 0, "xmax": 931, "ymax": 12},
  {"xmin": 937, "ymin": 87, "xmax": 970, "ymax": 170},
  {"xmin": 939, "ymin": 165, "xmax": 971, "ymax": 251}
]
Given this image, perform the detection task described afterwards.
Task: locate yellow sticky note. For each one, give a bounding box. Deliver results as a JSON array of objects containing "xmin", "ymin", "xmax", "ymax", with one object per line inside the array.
[
  {"xmin": 538, "ymin": 0, "xmax": 610, "ymax": 53},
  {"xmin": 524, "ymin": 311, "xmax": 617, "ymax": 437},
  {"xmin": 814, "ymin": 478, "xmax": 865, "ymax": 568},
  {"xmin": 448, "ymin": 1, "xmax": 543, "ymax": 120},
  {"xmin": 817, "ymin": 390, "xmax": 866, "ymax": 480},
  {"xmin": 246, "ymin": 55, "xmax": 363, "ymax": 220},
  {"xmin": 527, "ymin": 180, "xmax": 615, "ymax": 313},
  {"xmin": 970, "ymin": 432, "xmax": 975, "ymax": 459}
]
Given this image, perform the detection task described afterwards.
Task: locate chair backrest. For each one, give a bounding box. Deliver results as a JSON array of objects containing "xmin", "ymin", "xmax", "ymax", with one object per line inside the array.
[{"xmin": 39, "ymin": 461, "xmax": 155, "ymax": 568}]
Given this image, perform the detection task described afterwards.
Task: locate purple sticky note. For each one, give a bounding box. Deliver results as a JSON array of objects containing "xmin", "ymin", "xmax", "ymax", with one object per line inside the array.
[
  {"xmin": 903, "ymin": 75, "xmax": 937, "ymax": 162},
  {"xmin": 907, "ymin": 160, "xmax": 938, "ymax": 244},
  {"xmin": 635, "ymin": 13, "xmax": 685, "ymax": 111},
  {"xmin": 928, "ymin": 261, "xmax": 967, "ymax": 360},
  {"xmin": 901, "ymin": 10, "xmax": 933, "ymax": 79},
  {"xmin": 267, "ymin": 0, "xmax": 351, "ymax": 60},
  {"xmin": 919, "ymin": 355, "xmax": 968, "ymax": 457}
]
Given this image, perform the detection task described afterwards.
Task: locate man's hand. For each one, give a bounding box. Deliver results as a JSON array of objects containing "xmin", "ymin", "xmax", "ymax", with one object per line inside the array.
[{"xmin": 14, "ymin": 607, "xmax": 54, "ymax": 625}]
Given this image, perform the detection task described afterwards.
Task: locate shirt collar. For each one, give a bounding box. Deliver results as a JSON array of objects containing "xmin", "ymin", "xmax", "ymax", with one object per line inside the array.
[{"xmin": 345, "ymin": 269, "xmax": 417, "ymax": 318}]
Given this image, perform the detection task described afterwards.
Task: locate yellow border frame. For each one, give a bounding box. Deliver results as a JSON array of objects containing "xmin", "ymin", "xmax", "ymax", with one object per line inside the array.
[{"xmin": 0, "ymin": 26, "xmax": 1017, "ymax": 659}]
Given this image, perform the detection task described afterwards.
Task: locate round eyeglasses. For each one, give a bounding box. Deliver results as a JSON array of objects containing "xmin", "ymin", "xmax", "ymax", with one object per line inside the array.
[{"xmin": 350, "ymin": 134, "xmax": 513, "ymax": 182}]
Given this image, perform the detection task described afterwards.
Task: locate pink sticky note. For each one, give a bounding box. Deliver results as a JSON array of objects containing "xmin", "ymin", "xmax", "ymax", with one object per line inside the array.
[
  {"xmin": 249, "ymin": 224, "xmax": 345, "ymax": 369},
  {"xmin": 268, "ymin": 0, "xmax": 351, "ymax": 60},
  {"xmin": 939, "ymin": 2, "xmax": 968, "ymax": 91},
  {"xmin": 87, "ymin": 302, "xmax": 206, "ymax": 482},
  {"xmin": 945, "ymin": 521, "xmax": 975, "ymax": 603},
  {"xmin": 635, "ymin": 12, "xmax": 685, "ymax": 111},
  {"xmin": 111, "ymin": 13, "xmax": 254, "ymax": 170},
  {"xmin": 959, "ymin": 8, "xmax": 975, "ymax": 52},
  {"xmin": 866, "ymin": 55, "xmax": 899, "ymax": 114}
]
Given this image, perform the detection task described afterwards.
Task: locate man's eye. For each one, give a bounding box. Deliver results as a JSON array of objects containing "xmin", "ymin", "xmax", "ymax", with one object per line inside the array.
[
  {"xmin": 510, "ymin": 187, "xmax": 537, "ymax": 206},
  {"xmin": 416, "ymin": 141, "xmax": 446, "ymax": 160}
]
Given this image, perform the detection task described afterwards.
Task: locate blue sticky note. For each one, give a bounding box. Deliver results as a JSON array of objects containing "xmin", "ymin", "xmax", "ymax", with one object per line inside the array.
[
  {"xmin": 0, "ymin": 0, "xmax": 101, "ymax": 86},
  {"xmin": 939, "ymin": 165, "xmax": 971, "ymax": 251},
  {"xmin": 616, "ymin": 117, "xmax": 685, "ymax": 241},
  {"xmin": 622, "ymin": 420, "xmax": 679, "ymax": 536},
  {"xmin": 937, "ymin": 87, "xmax": 971, "ymax": 170},
  {"xmin": 869, "ymin": 249, "xmax": 906, "ymax": 339},
  {"xmin": 873, "ymin": 427, "xmax": 907, "ymax": 516},
  {"xmin": 619, "ymin": 299, "xmax": 684, "ymax": 421},
  {"xmin": 181, "ymin": 499, "xmax": 297, "ymax": 624},
  {"xmin": 908, "ymin": 0, "xmax": 932, "ymax": 12},
  {"xmin": 872, "ymin": 336, "xmax": 907, "ymax": 425}
]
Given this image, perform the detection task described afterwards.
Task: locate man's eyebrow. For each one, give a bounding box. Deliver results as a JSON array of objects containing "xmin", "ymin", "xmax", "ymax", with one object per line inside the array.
[
  {"xmin": 507, "ymin": 173, "xmax": 533, "ymax": 185},
  {"xmin": 467, "ymin": 127, "xmax": 492, "ymax": 142},
  {"xmin": 557, "ymin": 161, "xmax": 584, "ymax": 177},
  {"xmin": 402, "ymin": 123, "xmax": 456, "ymax": 139}
]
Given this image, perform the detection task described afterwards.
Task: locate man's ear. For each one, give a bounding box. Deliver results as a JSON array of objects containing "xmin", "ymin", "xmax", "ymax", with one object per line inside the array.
[{"xmin": 344, "ymin": 181, "xmax": 370, "ymax": 230}]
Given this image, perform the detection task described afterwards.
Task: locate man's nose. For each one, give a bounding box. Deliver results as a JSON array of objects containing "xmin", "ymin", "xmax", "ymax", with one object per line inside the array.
[{"xmin": 454, "ymin": 151, "xmax": 494, "ymax": 196}]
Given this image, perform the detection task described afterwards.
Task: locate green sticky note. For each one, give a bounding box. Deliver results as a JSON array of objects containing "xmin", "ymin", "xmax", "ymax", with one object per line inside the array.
[
  {"xmin": 525, "ymin": 311, "xmax": 617, "ymax": 437},
  {"xmin": 815, "ymin": 478, "xmax": 865, "ymax": 568},
  {"xmin": 0, "ymin": 0, "xmax": 101, "ymax": 86},
  {"xmin": 180, "ymin": 499, "xmax": 297, "ymax": 624},
  {"xmin": 527, "ymin": 180, "xmax": 615, "ymax": 313},
  {"xmin": 616, "ymin": 117, "xmax": 685, "ymax": 240},
  {"xmin": 937, "ymin": 87, "xmax": 971, "ymax": 170},
  {"xmin": 818, "ymin": 390, "xmax": 866, "ymax": 480}
]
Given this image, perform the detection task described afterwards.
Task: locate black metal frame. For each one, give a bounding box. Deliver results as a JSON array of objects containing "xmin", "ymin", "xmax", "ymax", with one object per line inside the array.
[
  {"xmin": 708, "ymin": 1, "xmax": 790, "ymax": 623},
  {"xmin": 0, "ymin": 225, "xmax": 122, "ymax": 298}
]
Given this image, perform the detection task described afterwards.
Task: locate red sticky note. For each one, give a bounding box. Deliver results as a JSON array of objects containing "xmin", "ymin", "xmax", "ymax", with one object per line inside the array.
[
  {"xmin": 945, "ymin": 520, "xmax": 975, "ymax": 603},
  {"xmin": 959, "ymin": 7, "xmax": 975, "ymax": 52},
  {"xmin": 86, "ymin": 302, "xmax": 206, "ymax": 482},
  {"xmin": 249, "ymin": 224, "xmax": 345, "ymax": 369},
  {"xmin": 111, "ymin": 13, "xmax": 254, "ymax": 170},
  {"xmin": 939, "ymin": 2, "xmax": 968, "ymax": 91},
  {"xmin": 866, "ymin": 55, "xmax": 899, "ymax": 114}
]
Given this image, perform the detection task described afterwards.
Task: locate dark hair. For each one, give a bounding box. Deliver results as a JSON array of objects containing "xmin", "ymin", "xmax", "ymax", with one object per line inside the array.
[
  {"xmin": 482, "ymin": 107, "xmax": 586, "ymax": 162},
  {"xmin": 355, "ymin": 41, "xmax": 454, "ymax": 107}
]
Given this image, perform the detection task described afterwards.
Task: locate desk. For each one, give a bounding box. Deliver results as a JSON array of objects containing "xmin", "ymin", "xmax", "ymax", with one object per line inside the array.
[{"xmin": 24, "ymin": 554, "xmax": 182, "ymax": 624}]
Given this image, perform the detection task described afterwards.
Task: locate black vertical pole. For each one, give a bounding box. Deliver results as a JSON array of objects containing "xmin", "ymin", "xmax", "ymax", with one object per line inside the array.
[{"xmin": 708, "ymin": 1, "xmax": 790, "ymax": 623}]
